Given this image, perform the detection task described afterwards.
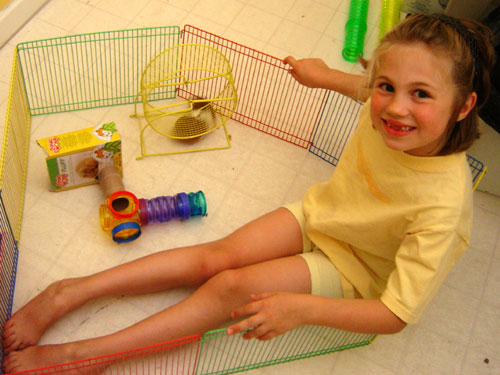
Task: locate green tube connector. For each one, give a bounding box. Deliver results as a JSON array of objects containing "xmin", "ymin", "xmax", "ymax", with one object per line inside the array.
[{"xmin": 342, "ymin": 0, "xmax": 369, "ymax": 63}]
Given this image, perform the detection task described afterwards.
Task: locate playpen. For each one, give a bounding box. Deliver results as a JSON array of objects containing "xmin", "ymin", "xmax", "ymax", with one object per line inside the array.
[{"xmin": 0, "ymin": 25, "xmax": 486, "ymax": 374}]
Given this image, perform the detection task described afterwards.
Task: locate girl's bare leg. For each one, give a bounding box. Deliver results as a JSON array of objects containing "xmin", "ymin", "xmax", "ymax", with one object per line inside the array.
[
  {"xmin": 3, "ymin": 253, "xmax": 312, "ymax": 372},
  {"xmin": 2, "ymin": 208, "xmax": 303, "ymax": 353}
]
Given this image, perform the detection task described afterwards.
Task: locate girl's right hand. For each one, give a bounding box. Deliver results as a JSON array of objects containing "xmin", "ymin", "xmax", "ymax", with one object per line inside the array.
[
  {"xmin": 227, "ymin": 292, "xmax": 306, "ymax": 341},
  {"xmin": 283, "ymin": 56, "xmax": 332, "ymax": 89}
]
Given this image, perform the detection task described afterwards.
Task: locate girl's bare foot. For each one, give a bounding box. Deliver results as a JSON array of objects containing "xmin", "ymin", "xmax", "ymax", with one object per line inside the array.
[
  {"xmin": 3, "ymin": 343, "xmax": 82, "ymax": 373},
  {"xmin": 3, "ymin": 279, "xmax": 85, "ymax": 353}
]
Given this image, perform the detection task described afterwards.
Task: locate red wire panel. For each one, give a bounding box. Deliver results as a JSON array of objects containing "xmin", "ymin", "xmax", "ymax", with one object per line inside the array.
[
  {"xmin": 182, "ymin": 25, "xmax": 328, "ymax": 149},
  {"xmin": 5, "ymin": 335, "xmax": 201, "ymax": 375}
]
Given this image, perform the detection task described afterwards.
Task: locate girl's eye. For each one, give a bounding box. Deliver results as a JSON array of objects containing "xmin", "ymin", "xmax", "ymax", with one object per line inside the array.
[
  {"xmin": 379, "ymin": 83, "xmax": 394, "ymax": 92},
  {"xmin": 415, "ymin": 90, "xmax": 430, "ymax": 99}
]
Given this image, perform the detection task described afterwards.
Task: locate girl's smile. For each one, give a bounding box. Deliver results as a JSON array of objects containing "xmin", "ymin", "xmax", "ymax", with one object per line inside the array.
[
  {"xmin": 370, "ymin": 42, "xmax": 474, "ymax": 156},
  {"xmin": 382, "ymin": 118, "xmax": 416, "ymax": 136}
]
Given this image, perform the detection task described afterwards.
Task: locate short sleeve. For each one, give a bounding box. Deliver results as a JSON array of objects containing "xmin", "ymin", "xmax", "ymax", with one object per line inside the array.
[{"xmin": 380, "ymin": 229, "xmax": 468, "ymax": 323}]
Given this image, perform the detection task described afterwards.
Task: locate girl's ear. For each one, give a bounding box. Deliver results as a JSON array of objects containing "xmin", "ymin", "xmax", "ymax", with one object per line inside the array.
[{"xmin": 457, "ymin": 92, "xmax": 477, "ymax": 122}]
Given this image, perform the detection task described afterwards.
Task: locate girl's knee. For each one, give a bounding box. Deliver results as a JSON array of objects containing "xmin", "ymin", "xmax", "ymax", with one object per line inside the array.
[
  {"xmin": 193, "ymin": 239, "xmax": 237, "ymax": 281},
  {"xmin": 205, "ymin": 269, "xmax": 249, "ymax": 300},
  {"xmin": 195, "ymin": 238, "xmax": 243, "ymax": 279}
]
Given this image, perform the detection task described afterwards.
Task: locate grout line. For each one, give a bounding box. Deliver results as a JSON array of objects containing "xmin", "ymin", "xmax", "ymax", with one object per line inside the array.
[{"xmin": 457, "ymin": 223, "xmax": 500, "ymax": 373}]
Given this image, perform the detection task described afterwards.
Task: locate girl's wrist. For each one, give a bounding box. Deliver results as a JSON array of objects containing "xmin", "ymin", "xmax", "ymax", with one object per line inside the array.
[
  {"xmin": 296, "ymin": 294, "xmax": 327, "ymax": 326},
  {"xmin": 322, "ymin": 70, "xmax": 368, "ymax": 101}
]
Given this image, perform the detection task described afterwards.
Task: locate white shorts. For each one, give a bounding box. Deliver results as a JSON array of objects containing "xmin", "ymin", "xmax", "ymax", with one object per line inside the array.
[{"xmin": 284, "ymin": 201, "xmax": 343, "ymax": 298}]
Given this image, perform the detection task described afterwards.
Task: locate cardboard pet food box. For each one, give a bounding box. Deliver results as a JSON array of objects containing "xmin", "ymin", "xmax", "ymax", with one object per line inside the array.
[{"xmin": 37, "ymin": 122, "xmax": 122, "ymax": 191}]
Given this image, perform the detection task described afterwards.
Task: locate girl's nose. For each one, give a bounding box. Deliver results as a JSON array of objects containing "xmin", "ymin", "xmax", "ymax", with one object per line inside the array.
[{"xmin": 386, "ymin": 95, "xmax": 409, "ymax": 117}]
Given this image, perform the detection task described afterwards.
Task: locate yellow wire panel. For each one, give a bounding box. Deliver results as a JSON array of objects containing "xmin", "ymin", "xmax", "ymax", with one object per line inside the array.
[
  {"xmin": 0, "ymin": 48, "xmax": 32, "ymax": 242},
  {"xmin": 132, "ymin": 43, "xmax": 238, "ymax": 159},
  {"xmin": 473, "ymin": 166, "xmax": 487, "ymax": 191}
]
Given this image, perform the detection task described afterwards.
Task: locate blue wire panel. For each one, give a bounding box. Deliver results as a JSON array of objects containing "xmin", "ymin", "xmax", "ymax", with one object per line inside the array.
[
  {"xmin": 0, "ymin": 192, "xmax": 20, "ymax": 372},
  {"xmin": 466, "ymin": 154, "xmax": 486, "ymax": 187},
  {"xmin": 308, "ymin": 91, "xmax": 362, "ymax": 166},
  {"xmin": 309, "ymin": 92, "xmax": 486, "ymax": 188}
]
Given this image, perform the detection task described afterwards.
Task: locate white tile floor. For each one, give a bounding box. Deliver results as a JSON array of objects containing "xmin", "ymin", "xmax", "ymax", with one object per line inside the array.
[{"xmin": 0, "ymin": 0, "xmax": 499, "ymax": 374}]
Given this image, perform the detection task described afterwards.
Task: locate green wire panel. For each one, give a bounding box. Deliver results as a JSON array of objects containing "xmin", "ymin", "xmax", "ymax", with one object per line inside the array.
[
  {"xmin": 196, "ymin": 327, "xmax": 376, "ymax": 375},
  {"xmin": 16, "ymin": 26, "xmax": 181, "ymax": 116}
]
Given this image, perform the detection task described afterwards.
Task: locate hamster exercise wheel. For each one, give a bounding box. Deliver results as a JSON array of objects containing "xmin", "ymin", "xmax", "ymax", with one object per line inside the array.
[{"xmin": 132, "ymin": 43, "xmax": 238, "ymax": 158}]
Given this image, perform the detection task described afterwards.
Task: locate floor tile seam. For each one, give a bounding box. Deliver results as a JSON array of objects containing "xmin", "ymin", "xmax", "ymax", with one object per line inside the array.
[
  {"xmin": 0, "ymin": 75, "xmax": 11, "ymax": 86},
  {"xmin": 69, "ymin": 3, "xmax": 132, "ymax": 35},
  {"xmin": 419, "ymin": 282, "xmax": 481, "ymax": 345},
  {"xmin": 181, "ymin": 1, "xmax": 283, "ymax": 45},
  {"xmin": 458, "ymin": 247, "xmax": 499, "ymax": 372},
  {"xmin": 255, "ymin": 0, "xmax": 298, "ymax": 46},
  {"xmin": 479, "ymin": 204, "xmax": 500, "ymax": 218},
  {"xmin": 184, "ymin": 159, "xmax": 244, "ymax": 192},
  {"xmin": 36, "ymin": 1, "xmax": 95, "ymax": 35},
  {"xmin": 479, "ymin": 223, "xmax": 500, "ymax": 271},
  {"xmin": 494, "ymin": 226, "xmax": 500, "ymax": 260},
  {"xmin": 444, "ymin": 257, "xmax": 489, "ymax": 298},
  {"xmin": 460, "ymin": 299, "xmax": 500, "ymax": 371},
  {"xmin": 231, "ymin": 170, "xmax": 299, "ymax": 206},
  {"xmin": 18, "ymin": 17, "xmax": 72, "ymax": 41},
  {"xmin": 123, "ymin": 0, "xmax": 156, "ymax": 25},
  {"xmin": 395, "ymin": 325, "xmax": 465, "ymax": 375},
  {"xmin": 350, "ymin": 338, "xmax": 406, "ymax": 374},
  {"xmin": 251, "ymin": 140, "xmax": 310, "ymax": 171},
  {"xmin": 264, "ymin": 20, "xmax": 326, "ymax": 60},
  {"xmin": 282, "ymin": 2, "xmax": 339, "ymax": 35},
  {"xmin": 95, "ymin": 0, "xmax": 155, "ymax": 22},
  {"xmin": 184, "ymin": 150, "xmax": 252, "ymax": 215},
  {"xmin": 247, "ymin": 0, "xmax": 299, "ymax": 20},
  {"xmin": 218, "ymin": 0, "xmax": 251, "ymax": 34}
]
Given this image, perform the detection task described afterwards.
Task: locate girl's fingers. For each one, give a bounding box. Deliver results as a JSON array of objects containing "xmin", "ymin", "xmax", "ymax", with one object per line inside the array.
[
  {"xmin": 230, "ymin": 303, "xmax": 252, "ymax": 319},
  {"xmin": 256, "ymin": 330, "xmax": 277, "ymax": 341},
  {"xmin": 243, "ymin": 325, "xmax": 279, "ymax": 341},
  {"xmin": 250, "ymin": 292, "xmax": 273, "ymax": 301},
  {"xmin": 242, "ymin": 325, "xmax": 266, "ymax": 340},
  {"xmin": 283, "ymin": 55, "xmax": 296, "ymax": 66},
  {"xmin": 227, "ymin": 315, "xmax": 260, "ymax": 336}
]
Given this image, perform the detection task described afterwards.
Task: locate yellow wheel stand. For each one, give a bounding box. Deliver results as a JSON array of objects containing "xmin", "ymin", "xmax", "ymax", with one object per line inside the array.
[{"xmin": 132, "ymin": 43, "xmax": 238, "ymax": 159}]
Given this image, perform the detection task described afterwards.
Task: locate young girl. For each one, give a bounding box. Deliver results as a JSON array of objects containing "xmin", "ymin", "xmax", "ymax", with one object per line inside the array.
[{"xmin": 3, "ymin": 14, "xmax": 495, "ymax": 372}]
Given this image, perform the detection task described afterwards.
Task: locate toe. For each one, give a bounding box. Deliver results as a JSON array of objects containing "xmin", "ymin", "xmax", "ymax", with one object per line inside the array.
[
  {"xmin": 3, "ymin": 335, "xmax": 23, "ymax": 354},
  {"xmin": 3, "ymin": 352, "xmax": 17, "ymax": 373}
]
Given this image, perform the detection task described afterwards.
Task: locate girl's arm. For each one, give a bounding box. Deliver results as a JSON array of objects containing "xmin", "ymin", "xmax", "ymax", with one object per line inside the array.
[
  {"xmin": 228, "ymin": 292, "xmax": 406, "ymax": 340},
  {"xmin": 303, "ymin": 294, "xmax": 407, "ymax": 334},
  {"xmin": 283, "ymin": 56, "xmax": 370, "ymax": 102}
]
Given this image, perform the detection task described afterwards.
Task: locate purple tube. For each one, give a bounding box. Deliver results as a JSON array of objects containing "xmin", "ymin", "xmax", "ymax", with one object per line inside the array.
[{"xmin": 139, "ymin": 191, "xmax": 207, "ymax": 226}]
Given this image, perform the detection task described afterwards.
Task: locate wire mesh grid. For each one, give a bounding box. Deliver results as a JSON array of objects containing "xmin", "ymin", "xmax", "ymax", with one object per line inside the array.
[
  {"xmin": 6, "ymin": 336, "xmax": 201, "ymax": 375},
  {"xmin": 181, "ymin": 25, "xmax": 327, "ymax": 149},
  {"xmin": 132, "ymin": 42, "xmax": 238, "ymax": 157},
  {"xmin": 309, "ymin": 92, "xmax": 488, "ymax": 190},
  {"xmin": 466, "ymin": 154, "xmax": 487, "ymax": 190},
  {"xmin": 17, "ymin": 27, "xmax": 181, "ymax": 116},
  {"xmin": 0, "ymin": 207, "xmax": 19, "ymax": 371},
  {"xmin": 0, "ymin": 49, "xmax": 31, "ymax": 242},
  {"xmin": 163, "ymin": 43, "xmax": 238, "ymax": 127},
  {"xmin": 196, "ymin": 327, "xmax": 375, "ymax": 375},
  {"xmin": 0, "ymin": 48, "xmax": 25, "ymax": 373},
  {"xmin": 0, "ymin": 23, "xmax": 489, "ymax": 375},
  {"xmin": 309, "ymin": 91, "xmax": 363, "ymax": 166}
]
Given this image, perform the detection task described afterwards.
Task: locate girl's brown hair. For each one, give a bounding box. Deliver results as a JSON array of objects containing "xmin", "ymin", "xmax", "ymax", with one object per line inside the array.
[{"xmin": 366, "ymin": 14, "xmax": 496, "ymax": 155}]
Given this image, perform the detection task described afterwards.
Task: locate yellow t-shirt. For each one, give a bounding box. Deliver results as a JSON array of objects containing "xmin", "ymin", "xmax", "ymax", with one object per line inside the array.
[{"xmin": 303, "ymin": 99, "xmax": 473, "ymax": 323}]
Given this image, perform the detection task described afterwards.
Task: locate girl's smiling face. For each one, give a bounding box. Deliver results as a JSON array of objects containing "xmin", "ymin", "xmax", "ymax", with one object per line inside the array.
[{"xmin": 370, "ymin": 42, "xmax": 475, "ymax": 156}]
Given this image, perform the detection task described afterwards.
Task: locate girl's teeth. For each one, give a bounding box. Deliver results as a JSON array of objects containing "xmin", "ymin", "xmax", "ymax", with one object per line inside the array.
[{"xmin": 387, "ymin": 122, "xmax": 412, "ymax": 132}]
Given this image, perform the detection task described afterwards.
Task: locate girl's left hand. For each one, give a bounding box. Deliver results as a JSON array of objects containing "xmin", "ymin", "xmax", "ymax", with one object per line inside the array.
[{"xmin": 227, "ymin": 292, "xmax": 305, "ymax": 341}]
